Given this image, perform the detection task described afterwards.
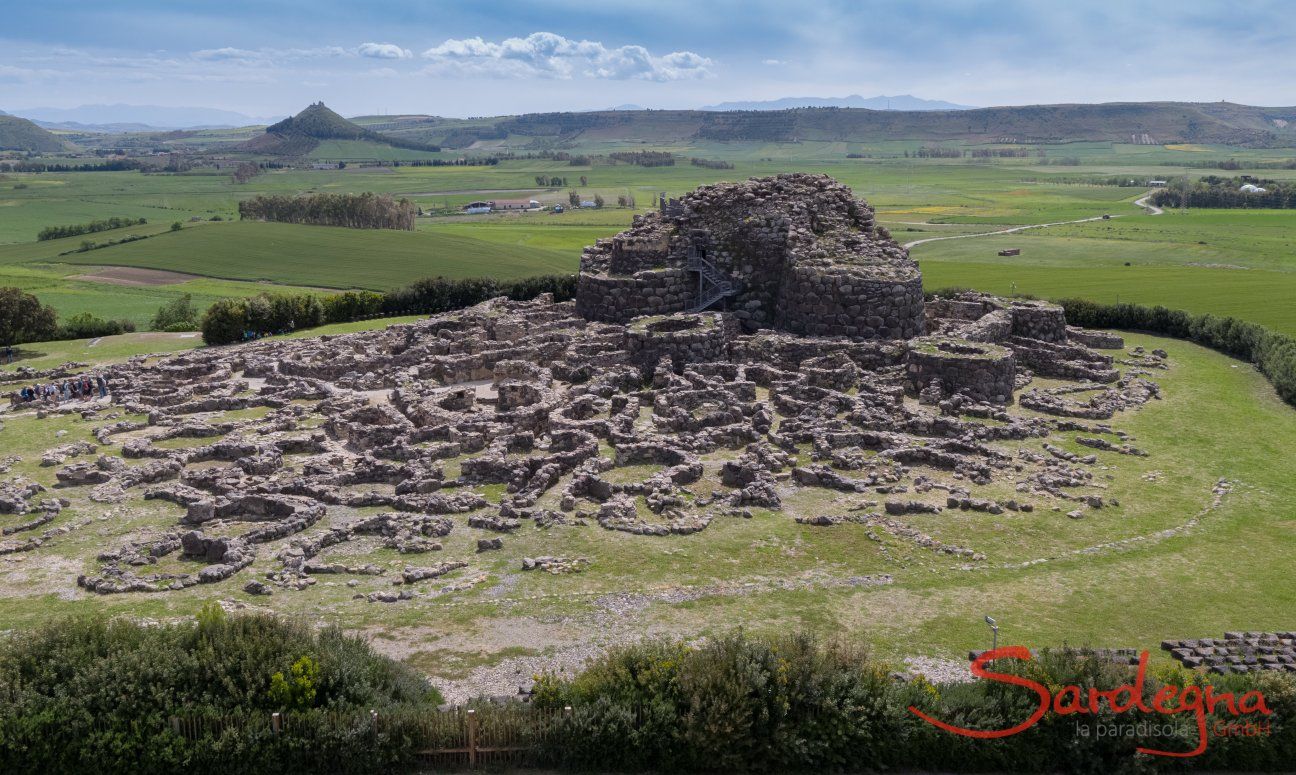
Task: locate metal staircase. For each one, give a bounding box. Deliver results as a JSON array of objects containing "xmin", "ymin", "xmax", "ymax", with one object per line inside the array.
[{"xmin": 687, "ymin": 248, "xmax": 740, "ymax": 312}]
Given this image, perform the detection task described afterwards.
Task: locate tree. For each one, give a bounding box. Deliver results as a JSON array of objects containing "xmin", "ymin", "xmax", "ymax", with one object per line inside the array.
[
  {"xmin": 593, "ymin": 193, "xmax": 605, "ymax": 209},
  {"xmin": 568, "ymin": 190, "xmax": 581, "ymax": 207},
  {"xmin": 170, "ymin": 221, "xmax": 182, "ymax": 231},
  {"xmin": 0, "ymin": 287, "xmax": 58, "ymax": 346},
  {"xmin": 579, "ymin": 175, "xmax": 588, "ymax": 186},
  {"xmin": 151, "ymin": 293, "xmax": 198, "ymax": 331},
  {"xmin": 231, "ymin": 162, "xmax": 260, "ymax": 184},
  {"xmin": 200, "ymin": 298, "xmax": 248, "ymax": 345}
]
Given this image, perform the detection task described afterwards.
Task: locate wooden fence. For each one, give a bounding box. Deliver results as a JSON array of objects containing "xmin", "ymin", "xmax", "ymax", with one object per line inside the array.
[{"xmin": 169, "ymin": 704, "xmax": 574, "ymax": 769}]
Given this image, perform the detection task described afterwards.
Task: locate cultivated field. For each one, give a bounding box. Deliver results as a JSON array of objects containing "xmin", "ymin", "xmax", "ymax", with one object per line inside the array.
[{"xmin": 7, "ymin": 143, "xmax": 1296, "ymax": 332}]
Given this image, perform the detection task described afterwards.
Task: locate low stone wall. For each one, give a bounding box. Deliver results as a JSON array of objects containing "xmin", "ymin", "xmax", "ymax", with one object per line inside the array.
[
  {"xmin": 906, "ymin": 336, "xmax": 1017, "ymax": 404},
  {"xmin": 775, "ymin": 267, "xmax": 924, "ymax": 340},
  {"xmin": 575, "ymin": 268, "xmax": 692, "ymax": 323},
  {"xmin": 625, "ymin": 313, "xmax": 734, "ymax": 374},
  {"xmin": 1010, "ymin": 301, "xmax": 1068, "ymax": 343},
  {"xmin": 1066, "ymin": 326, "xmax": 1125, "ymax": 350}
]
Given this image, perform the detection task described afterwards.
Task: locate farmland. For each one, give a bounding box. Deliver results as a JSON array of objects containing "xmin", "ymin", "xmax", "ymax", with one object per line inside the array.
[{"xmin": 5, "ymin": 142, "xmax": 1296, "ymax": 332}]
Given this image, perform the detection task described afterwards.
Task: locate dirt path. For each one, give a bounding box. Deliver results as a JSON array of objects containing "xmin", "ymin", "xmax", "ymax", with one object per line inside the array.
[{"xmin": 900, "ymin": 189, "xmax": 1162, "ymax": 249}]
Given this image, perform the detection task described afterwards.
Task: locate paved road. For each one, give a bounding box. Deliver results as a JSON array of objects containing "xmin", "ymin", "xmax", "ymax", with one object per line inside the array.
[{"xmin": 900, "ymin": 189, "xmax": 1162, "ymax": 249}]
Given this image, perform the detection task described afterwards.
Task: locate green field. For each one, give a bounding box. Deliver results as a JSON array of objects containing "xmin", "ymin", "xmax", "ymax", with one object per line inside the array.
[{"xmin": 5, "ymin": 141, "xmax": 1296, "ymax": 334}]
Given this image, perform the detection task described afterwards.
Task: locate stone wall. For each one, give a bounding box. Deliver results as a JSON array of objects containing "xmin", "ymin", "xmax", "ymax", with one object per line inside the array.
[
  {"xmin": 775, "ymin": 268, "xmax": 924, "ymax": 339},
  {"xmin": 905, "ymin": 336, "xmax": 1017, "ymax": 404},
  {"xmin": 1009, "ymin": 301, "xmax": 1068, "ymax": 343},
  {"xmin": 625, "ymin": 313, "xmax": 734, "ymax": 375},
  {"xmin": 575, "ymin": 268, "xmax": 693, "ymax": 323}
]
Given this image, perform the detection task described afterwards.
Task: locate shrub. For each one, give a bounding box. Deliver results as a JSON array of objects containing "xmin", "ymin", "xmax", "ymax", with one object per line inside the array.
[
  {"xmin": 151, "ymin": 293, "xmax": 199, "ymax": 331},
  {"xmin": 200, "ymin": 297, "xmax": 248, "ymax": 345},
  {"xmin": 55, "ymin": 312, "xmax": 134, "ymax": 340},
  {"xmin": 36, "ymin": 216, "xmax": 147, "ymax": 241},
  {"xmin": 0, "ymin": 611, "xmax": 441, "ymax": 775}
]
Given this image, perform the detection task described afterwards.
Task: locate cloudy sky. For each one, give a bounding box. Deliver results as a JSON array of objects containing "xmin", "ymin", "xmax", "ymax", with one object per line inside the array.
[{"xmin": 3, "ymin": 0, "xmax": 1294, "ymax": 119}]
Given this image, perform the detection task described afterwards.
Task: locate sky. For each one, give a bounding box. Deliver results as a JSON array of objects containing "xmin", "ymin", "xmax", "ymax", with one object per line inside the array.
[{"xmin": 2, "ymin": 0, "xmax": 1294, "ymax": 120}]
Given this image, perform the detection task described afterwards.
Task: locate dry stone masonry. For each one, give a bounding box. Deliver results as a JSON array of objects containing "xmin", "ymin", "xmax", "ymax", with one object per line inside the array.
[{"xmin": 1, "ymin": 175, "xmax": 1170, "ymax": 613}]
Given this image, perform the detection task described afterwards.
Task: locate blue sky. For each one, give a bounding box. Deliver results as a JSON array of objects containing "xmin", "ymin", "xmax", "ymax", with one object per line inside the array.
[{"xmin": 3, "ymin": 0, "xmax": 1294, "ymax": 118}]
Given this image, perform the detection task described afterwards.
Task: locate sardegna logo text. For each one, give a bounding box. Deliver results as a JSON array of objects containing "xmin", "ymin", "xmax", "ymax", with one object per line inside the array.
[{"xmin": 909, "ymin": 646, "xmax": 1272, "ymax": 758}]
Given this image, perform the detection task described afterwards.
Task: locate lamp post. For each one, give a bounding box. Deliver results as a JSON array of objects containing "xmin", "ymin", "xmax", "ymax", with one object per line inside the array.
[{"xmin": 985, "ymin": 616, "xmax": 999, "ymax": 652}]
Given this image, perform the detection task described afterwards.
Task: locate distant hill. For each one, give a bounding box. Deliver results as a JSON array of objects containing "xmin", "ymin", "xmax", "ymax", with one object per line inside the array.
[
  {"xmin": 701, "ymin": 94, "xmax": 974, "ymax": 111},
  {"xmin": 243, "ymin": 102, "xmax": 440, "ymax": 155},
  {"xmin": 13, "ymin": 104, "xmax": 278, "ymax": 130},
  {"xmin": 0, "ymin": 115, "xmax": 69, "ymax": 152},
  {"xmin": 467, "ymin": 101, "xmax": 1296, "ymax": 148}
]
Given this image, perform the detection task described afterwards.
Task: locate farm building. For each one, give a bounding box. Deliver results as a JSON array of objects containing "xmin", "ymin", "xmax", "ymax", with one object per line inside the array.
[
  {"xmin": 462, "ymin": 201, "xmax": 492, "ymax": 214},
  {"xmin": 490, "ymin": 199, "xmax": 541, "ymax": 211}
]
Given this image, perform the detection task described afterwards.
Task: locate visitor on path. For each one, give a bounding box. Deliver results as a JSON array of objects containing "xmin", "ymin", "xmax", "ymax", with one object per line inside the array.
[
  {"xmin": 3, "ymin": 345, "xmax": 12, "ymax": 364},
  {"xmin": 96, "ymin": 374, "xmax": 107, "ymax": 398}
]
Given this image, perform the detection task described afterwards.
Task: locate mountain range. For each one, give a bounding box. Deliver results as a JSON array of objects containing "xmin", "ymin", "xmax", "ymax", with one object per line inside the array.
[{"xmin": 10, "ymin": 104, "xmax": 281, "ymax": 132}]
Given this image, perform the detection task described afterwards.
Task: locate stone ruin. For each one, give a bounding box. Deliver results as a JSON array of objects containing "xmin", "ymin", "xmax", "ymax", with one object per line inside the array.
[
  {"xmin": 576, "ymin": 173, "xmax": 924, "ymax": 339},
  {"xmin": 0, "ymin": 174, "xmax": 1174, "ymax": 614}
]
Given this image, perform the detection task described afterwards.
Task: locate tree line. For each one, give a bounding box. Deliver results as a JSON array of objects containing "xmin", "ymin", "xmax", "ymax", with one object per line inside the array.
[
  {"xmin": 37, "ymin": 217, "xmax": 148, "ymax": 241},
  {"xmin": 200, "ymin": 274, "xmax": 577, "ymax": 345},
  {"xmin": 608, "ymin": 151, "xmax": 675, "ymax": 167},
  {"xmin": 238, "ymin": 192, "xmax": 416, "ymax": 230},
  {"xmin": 0, "ymin": 159, "xmax": 145, "ymax": 173},
  {"xmin": 1150, "ymin": 176, "xmax": 1296, "ymax": 209},
  {"xmin": 690, "ymin": 157, "xmax": 734, "ymax": 169}
]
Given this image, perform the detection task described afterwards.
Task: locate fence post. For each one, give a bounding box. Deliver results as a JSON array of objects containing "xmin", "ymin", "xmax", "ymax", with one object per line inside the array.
[
  {"xmin": 466, "ymin": 708, "xmax": 477, "ymax": 767},
  {"xmin": 271, "ymin": 712, "xmax": 281, "ymax": 735}
]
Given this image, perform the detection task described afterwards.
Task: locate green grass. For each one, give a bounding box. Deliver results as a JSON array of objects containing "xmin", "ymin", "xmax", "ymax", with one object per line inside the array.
[{"xmin": 56, "ymin": 220, "xmax": 578, "ymax": 290}]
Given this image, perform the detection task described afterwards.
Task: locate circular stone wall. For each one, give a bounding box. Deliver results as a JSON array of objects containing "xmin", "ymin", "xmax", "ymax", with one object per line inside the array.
[
  {"xmin": 775, "ymin": 266, "xmax": 924, "ymax": 340},
  {"xmin": 625, "ymin": 312, "xmax": 734, "ymax": 374},
  {"xmin": 905, "ymin": 336, "xmax": 1017, "ymax": 404}
]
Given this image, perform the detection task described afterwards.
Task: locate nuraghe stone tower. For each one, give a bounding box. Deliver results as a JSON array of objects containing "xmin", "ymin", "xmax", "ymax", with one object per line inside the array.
[{"xmin": 575, "ymin": 173, "xmax": 925, "ymax": 340}]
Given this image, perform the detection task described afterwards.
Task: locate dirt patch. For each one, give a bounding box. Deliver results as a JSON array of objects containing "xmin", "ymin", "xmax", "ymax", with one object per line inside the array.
[{"xmin": 68, "ymin": 266, "xmax": 203, "ymax": 287}]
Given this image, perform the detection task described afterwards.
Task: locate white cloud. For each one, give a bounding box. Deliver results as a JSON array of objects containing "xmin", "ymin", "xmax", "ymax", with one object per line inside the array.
[
  {"xmin": 358, "ymin": 42, "xmax": 412, "ymax": 60},
  {"xmin": 762, "ymin": 58, "xmax": 786, "ymax": 66},
  {"xmin": 421, "ymin": 32, "xmax": 712, "ymax": 81},
  {"xmin": 191, "ymin": 46, "xmax": 348, "ymax": 63},
  {"xmin": 193, "ymin": 47, "xmax": 260, "ymax": 62}
]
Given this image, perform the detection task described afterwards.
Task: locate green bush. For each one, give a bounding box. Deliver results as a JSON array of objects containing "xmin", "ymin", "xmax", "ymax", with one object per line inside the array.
[
  {"xmin": 151, "ymin": 293, "xmax": 199, "ymax": 331},
  {"xmin": 1057, "ymin": 298, "xmax": 1296, "ymax": 406},
  {"xmin": 200, "ymin": 297, "xmax": 248, "ymax": 345},
  {"xmin": 56, "ymin": 312, "xmax": 135, "ymax": 340},
  {"xmin": 0, "ymin": 610, "xmax": 441, "ymax": 775}
]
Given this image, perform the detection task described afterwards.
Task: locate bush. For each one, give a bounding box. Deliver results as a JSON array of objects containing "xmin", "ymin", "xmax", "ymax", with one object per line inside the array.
[
  {"xmin": 1057, "ymin": 298, "xmax": 1296, "ymax": 406},
  {"xmin": 200, "ymin": 297, "xmax": 248, "ymax": 345},
  {"xmin": 151, "ymin": 293, "xmax": 199, "ymax": 331},
  {"xmin": 0, "ymin": 609, "xmax": 442, "ymax": 775},
  {"xmin": 55, "ymin": 312, "xmax": 134, "ymax": 340},
  {"xmin": 529, "ymin": 631, "xmax": 1295, "ymax": 772},
  {"xmin": 36, "ymin": 216, "xmax": 147, "ymax": 241}
]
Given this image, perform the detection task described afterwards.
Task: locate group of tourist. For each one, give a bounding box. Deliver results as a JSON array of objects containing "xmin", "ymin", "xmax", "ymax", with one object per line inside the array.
[{"xmin": 8, "ymin": 374, "xmax": 109, "ymax": 407}]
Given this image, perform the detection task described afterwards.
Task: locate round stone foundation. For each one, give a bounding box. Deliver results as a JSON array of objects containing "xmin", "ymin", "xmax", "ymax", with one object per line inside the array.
[
  {"xmin": 1009, "ymin": 300, "xmax": 1068, "ymax": 343},
  {"xmin": 625, "ymin": 312, "xmax": 733, "ymax": 374},
  {"xmin": 906, "ymin": 336, "xmax": 1017, "ymax": 404}
]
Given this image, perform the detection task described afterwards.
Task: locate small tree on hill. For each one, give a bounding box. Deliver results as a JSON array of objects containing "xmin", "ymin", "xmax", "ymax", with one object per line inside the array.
[
  {"xmin": 568, "ymin": 190, "xmax": 580, "ymax": 207},
  {"xmin": 0, "ymin": 287, "xmax": 58, "ymax": 346},
  {"xmin": 151, "ymin": 293, "xmax": 198, "ymax": 331},
  {"xmin": 593, "ymin": 193, "xmax": 605, "ymax": 209}
]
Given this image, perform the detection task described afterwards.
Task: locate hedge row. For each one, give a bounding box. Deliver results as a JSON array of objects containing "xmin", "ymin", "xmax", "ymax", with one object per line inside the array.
[
  {"xmin": 3, "ymin": 624, "xmax": 1292, "ymax": 773},
  {"xmin": 1056, "ymin": 298, "xmax": 1296, "ymax": 406},
  {"xmin": 200, "ymin": 274, "xmax": 577, "ymax": 345}
]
